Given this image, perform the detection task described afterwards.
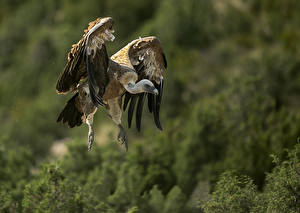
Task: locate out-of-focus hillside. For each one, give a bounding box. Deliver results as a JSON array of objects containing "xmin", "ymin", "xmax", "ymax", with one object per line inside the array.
[{"xmin": 0, "ymin": 0, "xmax": 299, "ymax": 212}]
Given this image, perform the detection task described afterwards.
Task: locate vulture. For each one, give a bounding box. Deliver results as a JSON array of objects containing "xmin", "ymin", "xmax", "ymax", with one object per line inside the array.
[{"xmin": 56, "ymin": 17, "xmax": 167, "ymax": 151}]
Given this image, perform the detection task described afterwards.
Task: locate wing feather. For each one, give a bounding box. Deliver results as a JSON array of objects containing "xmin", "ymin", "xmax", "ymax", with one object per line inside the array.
[
  {"xmin": 113, "ymin": 36, "xmax": 167, "ymax": 131},
  {"xmin": 154, "ymin": 81, "xmax": 163, "ymax": 130},
  {"xmin": 136, "ymin": 93, "xmax": 145, "ymax": 132},
  {"xmin": 147, "ymin": 93, "xmax": 154, "ymax": 113},
  {"xmin": 56, "ymin": 17, "xmax": 114, "ymax": 98},
  {"xmin": 123, "ymin": 92, "xmax": 131, "ymax": 111},
  {"xmin": 128, "ymin": 95, "xmax": 138, "ymax": 128},
  {"xmin": 56, "ymin": 39, "xmax": 86, "ymax": 94},
  {"xmin": 157, "ymin": 79, "xmax": 163, "ymax": 108},
  {"xmin": 153, "ymin": 92, "xmax": 163, "ymax": 131},
  {"xmin": 85, "ymin": 45, "xmax": 109, "ymax": 107},
  {"xmin": 57, "ymin": 93, "xmax": 83, "ymax": 128}
]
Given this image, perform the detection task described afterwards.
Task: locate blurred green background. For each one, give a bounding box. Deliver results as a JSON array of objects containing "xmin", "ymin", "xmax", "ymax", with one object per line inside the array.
[{"xmin": 1, "ymin": 0, "xmax": 300, "ymax": 212}]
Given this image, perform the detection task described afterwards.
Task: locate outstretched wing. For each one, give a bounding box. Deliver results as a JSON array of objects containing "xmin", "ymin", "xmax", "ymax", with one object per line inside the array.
[
  {"xmin": 112, "ymin": 36, "xmax": 167, "ymax": 131},
  {"xmin": 56, "ymin": 38, "xmax": 86, "ymax": 94},
  {"xmin": 56, "ymin": 17, "xmax": 114, "ymax": 106}
]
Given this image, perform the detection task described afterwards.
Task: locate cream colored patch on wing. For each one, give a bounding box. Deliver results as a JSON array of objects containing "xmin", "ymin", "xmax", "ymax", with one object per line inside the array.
[
  {"xmin": 142, "ymin": 49, "xmax": 163, "ymax": 84},
  {"xmin": 111, "ymin": 45, "xmax": 133, "ymax": 68}
]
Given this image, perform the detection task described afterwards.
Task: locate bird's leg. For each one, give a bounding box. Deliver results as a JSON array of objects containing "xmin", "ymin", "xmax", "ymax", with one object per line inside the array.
[
  {"xmin": 107, "ymin": 98, "xmax": 128, "ymax": 151},
  {"xmin": 86, "ymin": 114, "xmax": 94, "ymax": 151}
]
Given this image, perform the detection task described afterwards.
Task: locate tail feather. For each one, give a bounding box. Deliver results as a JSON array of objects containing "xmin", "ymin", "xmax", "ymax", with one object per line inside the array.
[{"xmin": 57, "ymin": 93, "xmax": 83, "ymax": 128}]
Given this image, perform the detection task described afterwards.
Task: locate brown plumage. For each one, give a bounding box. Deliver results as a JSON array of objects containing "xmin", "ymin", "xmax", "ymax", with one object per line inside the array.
[
  {"xmin": 111, "ymin": 36, "xmax": 167, "ymax": 131},
  {"xmin": 56, "ymin": 17, "xmax": 167, "ymax": 151},
  {"xmin": 57, "ymin": 18, "xmax": 111, "ymax": 94}
]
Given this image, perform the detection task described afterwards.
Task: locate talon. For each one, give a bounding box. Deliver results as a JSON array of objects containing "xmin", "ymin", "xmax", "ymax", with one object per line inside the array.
[{"xmin": 117, "ymin": 125, "xmax": 128, "ymax": 151}]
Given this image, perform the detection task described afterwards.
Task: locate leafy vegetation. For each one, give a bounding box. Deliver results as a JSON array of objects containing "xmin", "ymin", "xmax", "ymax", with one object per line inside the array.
[{"xmin": 0, "ymin": 0, "xmax": 299, "ymax": 212}]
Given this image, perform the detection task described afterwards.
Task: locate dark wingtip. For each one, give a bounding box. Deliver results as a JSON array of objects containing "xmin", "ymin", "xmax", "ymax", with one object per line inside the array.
[
  {"xmin": 85, "ymin": 50, "xmax": 106, "ymax": 108},
  {"xmin": 56, "ymin": 93, "xmax": 83, "ymax": 128},
  {"xmin": 152, "ymin": 86, "xmax": 163, "ymax": 131},
  {"xmin": 56, "ymin": 115, "xmax": 62, "ymax": 123},
  {"xmin": 136, "ymin": 93, "xmax": 145, "ymax": 132},
  {"xmin": 147, "ymin": 93, "xmax": 154, "ymax": 113},
  {"xmin": 152, "ymin": 101, "xmax": 160, "ymax": 130},
  {"xmin": 128, "ymin": 95, "xmax": 137, "ymax": 128},
  {"xmin": 154, "ymin": 117, "xmax": 163, "ymax": 131},
  {"xmin": 123, "ymin": 93, "xmax": 131, "ymax": 111}
]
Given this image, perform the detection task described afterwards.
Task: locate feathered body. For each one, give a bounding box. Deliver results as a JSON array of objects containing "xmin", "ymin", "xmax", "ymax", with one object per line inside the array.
[{"xmin": 56, "ymin": 17, "xmax": 167, "ymax": 151}]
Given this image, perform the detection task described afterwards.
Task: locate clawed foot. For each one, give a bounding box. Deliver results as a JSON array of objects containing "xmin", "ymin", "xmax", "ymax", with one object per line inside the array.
[{"xmin": 117, "ymin": 125, "xmax": 128, "ymax": 151}]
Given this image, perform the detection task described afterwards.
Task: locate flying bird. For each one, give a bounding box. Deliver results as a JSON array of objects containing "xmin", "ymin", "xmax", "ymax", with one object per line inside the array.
[{"xmin": 56, "ymin": 17, "xmax": 167, "ymax": 151}]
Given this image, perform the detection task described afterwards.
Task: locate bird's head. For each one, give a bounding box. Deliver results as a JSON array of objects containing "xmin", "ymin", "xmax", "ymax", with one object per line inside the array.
[
  {"xmin": 86, "ymin": 17, "xmax": 115, "ymax": 43},
  {"xmin": 141, "ymin": 79, "xmax": 158, "ymax": 95}
]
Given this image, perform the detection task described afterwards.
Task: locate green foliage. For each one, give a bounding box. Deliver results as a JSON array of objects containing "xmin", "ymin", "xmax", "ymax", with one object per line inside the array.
[
  {"xmin": 163, "ymin": 186, "xmax": 187, "ymax": 213},
  {"xmin": 0, "ymin": 188, "xmax": 18, "ymax": 213},
  {"xmin": 1, "ymin": 0, "xmax": 300, "ymax": 212},
  {"xmin": 202, "ymin": 172, "xmax": 257, "ymax": 213},
  {"xmin": 22, "ymin": 164, "xmax": 84, "ymax": 213},
  {"xmin": 254, "ymin": 144, "xmax": 300, "ymax": 213},
  {"xmin": 203, "ymin": 144, "xmax": 300, "ymax": 213},
  {"xmin": 0, "ymin": 139, "xmax": 34, "ymax": 212}
]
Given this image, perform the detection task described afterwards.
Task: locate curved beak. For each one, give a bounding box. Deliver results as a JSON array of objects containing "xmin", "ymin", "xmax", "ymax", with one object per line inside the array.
[{"xmin": 148, "ymin": 87, "xmax": 158, "ymax": 95}]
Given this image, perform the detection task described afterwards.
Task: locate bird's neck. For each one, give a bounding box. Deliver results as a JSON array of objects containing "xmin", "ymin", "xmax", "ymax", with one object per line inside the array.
[
  {"xmin": 125, "ymin": 79, "xmax": 153, "ymax": 94},
  {"xmin": 126, "ymin": 81, "xmax": 144, "ymax": 94}
]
